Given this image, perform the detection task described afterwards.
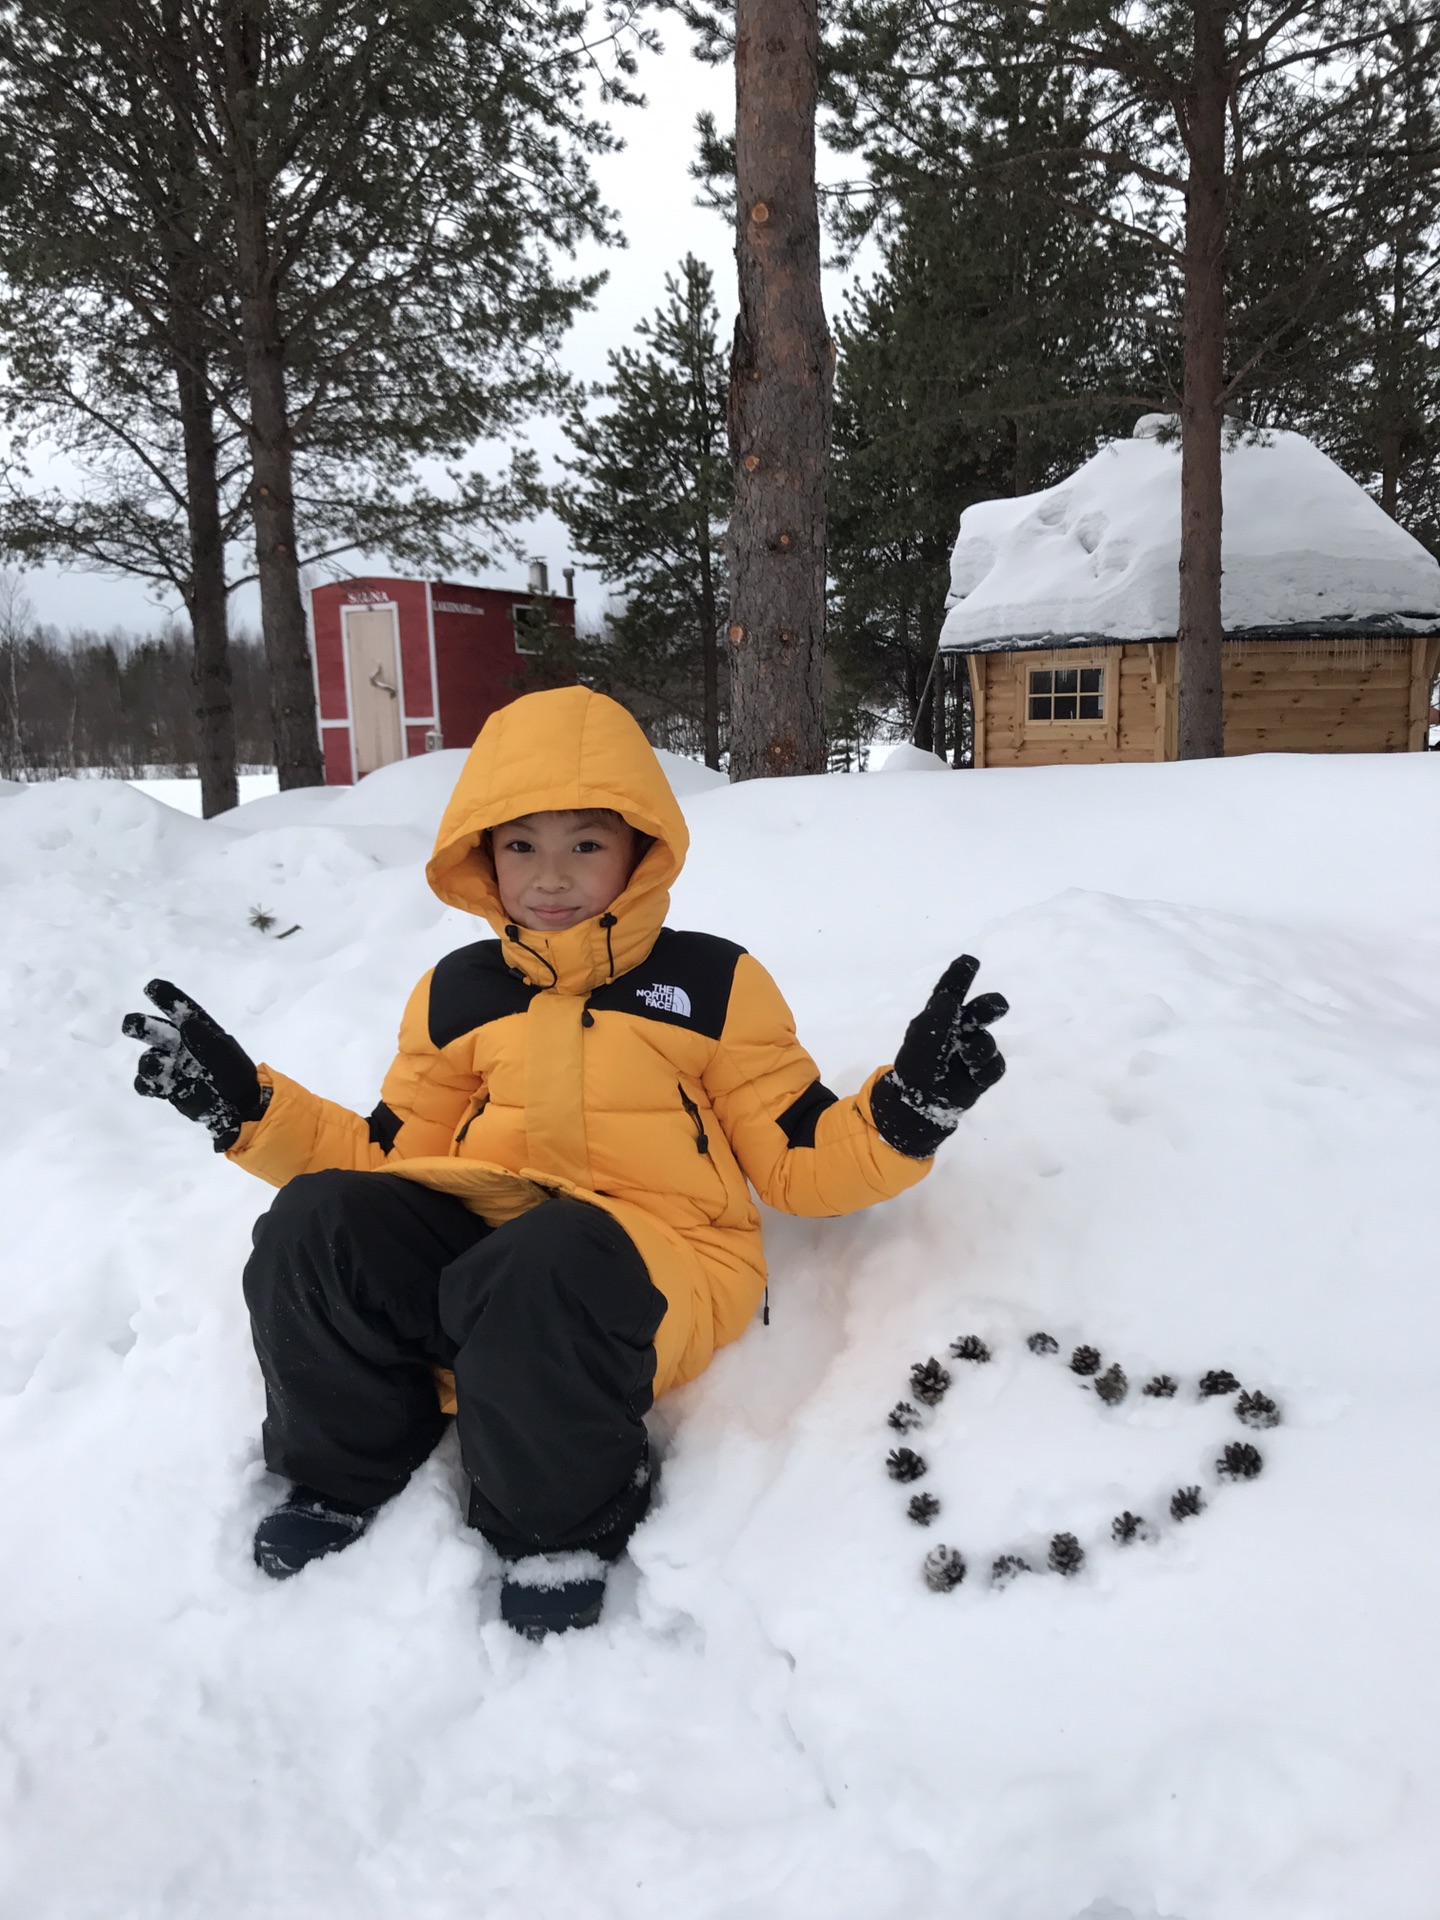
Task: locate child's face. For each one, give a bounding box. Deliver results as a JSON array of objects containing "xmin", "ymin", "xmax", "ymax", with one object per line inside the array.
[{"xmin": 491, "ymin": 809, "xmax": 639, "ymax": 933}]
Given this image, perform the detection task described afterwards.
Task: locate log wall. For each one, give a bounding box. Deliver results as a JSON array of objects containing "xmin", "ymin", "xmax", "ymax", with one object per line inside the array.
[
  {"xmin": 968, "ymin": 644, "xmax": 1165, "ymax": 768},
  {"xmin": 966, "ymin": 635, "xmax": 1439, "ymax": 766}
]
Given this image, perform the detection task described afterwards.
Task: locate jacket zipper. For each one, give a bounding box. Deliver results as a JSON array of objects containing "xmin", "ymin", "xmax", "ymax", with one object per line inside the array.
[
  {"xmin": 676, "ymin": 1083, "xmax": 766, "ymax": 1324},
  {"xmin": 677, "ymin": 1084, "xmax": 709, "ymax": 1154},
  {"xmin": 455, "ymin": 1093, "xmax": 487, "ymax": 1146}
]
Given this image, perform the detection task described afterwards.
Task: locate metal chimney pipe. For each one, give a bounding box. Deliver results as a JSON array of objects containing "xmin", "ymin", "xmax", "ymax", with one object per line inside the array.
[{"xmin": 528, "ymin": 558, "xmax": 549, "ymax": 595}]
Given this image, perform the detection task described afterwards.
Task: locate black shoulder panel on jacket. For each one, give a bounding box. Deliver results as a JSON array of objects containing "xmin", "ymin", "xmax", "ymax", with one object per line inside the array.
[
  {"xmin": 776, "ymin": 1078, "xmax": 839, "ymax": 1149},
  {"xmin": 428, "ymin": 940, "xmax": 538, "ymax": 1049},
  {"xmin": 587, "ymin": 929, "xmax": 747, "ymax": 1041},
  {"xmin": 367, "ymin": 1100, "xmax": 402, "ymax": 1154}
]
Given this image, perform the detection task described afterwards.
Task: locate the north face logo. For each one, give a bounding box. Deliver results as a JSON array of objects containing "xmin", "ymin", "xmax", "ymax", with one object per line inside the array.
[{"xmin": 637, "ymin": 983, "xmax": 692, "ymax": 1018}]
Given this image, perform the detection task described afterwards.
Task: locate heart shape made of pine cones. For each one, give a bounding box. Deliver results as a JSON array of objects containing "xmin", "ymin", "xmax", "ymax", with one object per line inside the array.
[{"xmin": 880, "ymin": 1330, "xmax": 1281, "ymax": 1593}]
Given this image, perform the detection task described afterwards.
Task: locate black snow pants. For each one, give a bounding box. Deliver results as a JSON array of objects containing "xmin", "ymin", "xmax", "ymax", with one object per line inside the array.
[{"xmin": 242, "ymin": 1170, "xmax": 667, "ymax": 1560}]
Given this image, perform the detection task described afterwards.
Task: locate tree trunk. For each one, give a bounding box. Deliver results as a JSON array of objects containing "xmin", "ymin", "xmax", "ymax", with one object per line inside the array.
[
  {"xmin": 697, "ymin": 526, "xmax": 721, "ymax": 769},
  {"xmin": 1175, "ymin": 0, "xmax": 1229, "ymax": 761},
  {"xmin": 225, "ymin": 0, "xmax": 324, "ymax": 790},
  {"xmin": 954, "ymin": 656, "xmax": 973, "ymax": 768},
  {"xmin": 156, "ymin": 0, "xmax": 237, "ymax": 817},
  {"xmin": 174, "ymin": 349, "xmax": 238, "ymax": 815},
  {"xmin": 913, "ymin": 683, "xmax": 934, "ymax": 752},
  {"xmin": 727, "ymin": 0, "xmax": 831, "ymax": 781},
  {"xmin": 1013, "ymin": 416, "xmax": 1034, "ymax": 496},
  {"xmin": 1379, "ymin": 238, "xmax": 1407, "ymax": 518}
]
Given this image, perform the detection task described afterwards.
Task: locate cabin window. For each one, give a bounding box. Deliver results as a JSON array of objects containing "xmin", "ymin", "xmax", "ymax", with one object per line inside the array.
[{"xmin": 1028, "ymin": 665, "xmax": 1104, "ymax": 722}]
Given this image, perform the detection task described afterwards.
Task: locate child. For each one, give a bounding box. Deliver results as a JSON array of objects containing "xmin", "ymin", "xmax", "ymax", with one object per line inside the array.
[{"xmin": 123, "ymin": 687, "xmax": 1007, "ymax": 1637}]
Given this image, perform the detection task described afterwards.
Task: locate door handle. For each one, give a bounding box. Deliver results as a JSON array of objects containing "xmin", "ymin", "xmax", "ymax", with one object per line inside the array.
[{"xmin": 369, "ymin": 665, "xmax": 397, "ymax": 696}]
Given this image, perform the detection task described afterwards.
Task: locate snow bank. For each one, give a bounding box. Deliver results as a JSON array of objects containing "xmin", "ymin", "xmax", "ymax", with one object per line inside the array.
[
  {"xmin": 940, "ymin": 420, "xmax": 1440, "ymax": 648},
  {"xmin": 1, "ymin": 751, "xmax": 1439, "ymax": 1920},
  {"xmin": 130, "ymin": 773, "xmax": 280, "ymax": 816},
  {"xmin": 875, "ymin": 741, "xmax": 951, "ymax": 773}
]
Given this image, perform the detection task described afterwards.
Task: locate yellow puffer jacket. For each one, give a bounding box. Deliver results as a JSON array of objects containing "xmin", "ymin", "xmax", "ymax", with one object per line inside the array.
[{"xmin": 228, "ymin": 687, "xmax": 932, "ymax": 1395}]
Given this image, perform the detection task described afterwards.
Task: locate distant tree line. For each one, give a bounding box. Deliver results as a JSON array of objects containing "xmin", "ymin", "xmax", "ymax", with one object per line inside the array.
[{"xmin": 0, "ymin": 606, "xmax": 272, "ymax": 779}]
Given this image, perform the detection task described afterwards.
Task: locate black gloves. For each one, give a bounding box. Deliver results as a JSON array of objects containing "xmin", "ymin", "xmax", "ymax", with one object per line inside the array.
[
  {"xmin": 870, "ymin": 955, "xmax": 1009, "ymax": 1159},
  {"xmin": 122, "ymin": 979, "xmax": 267, "ymax": 1152}
]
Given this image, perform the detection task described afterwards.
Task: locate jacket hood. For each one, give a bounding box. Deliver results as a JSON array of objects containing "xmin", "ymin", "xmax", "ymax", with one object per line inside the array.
[{"xmin": 426, "ymin": 687, "xmax": 689, "ymax": 994}]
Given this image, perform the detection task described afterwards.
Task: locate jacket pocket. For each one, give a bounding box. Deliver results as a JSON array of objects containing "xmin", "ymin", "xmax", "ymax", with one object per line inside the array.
[
  {"xmin": 678, "ymin": 1081, "xmax": 731, "ymax": 1217},
  {"xmin": 453, "ymin": 1091, "xmax": 489, "ymax": 1150}
]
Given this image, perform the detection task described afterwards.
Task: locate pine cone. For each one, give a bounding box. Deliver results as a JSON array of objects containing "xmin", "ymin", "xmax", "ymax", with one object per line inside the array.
[
  {"xmin": 1111, "ymin": 1511, "xmax": 1147, "ymax": 1544},
  {"xmin": 1199, "ymin": 1368, "xmax": 1241, "ymax": 1398},
  {"xmin": 907, "ymin": 1492, "xmax": 941, "ymax": 1526},
  {"xmin": 923, "ymin": 1545, "xmax": 967, "ymax": 1592},
  {"xmin": 1217, "ymin": 1440, "xmax": 1263, "ymax": 1480},
  {"xmin": 1235, "ymin": 1389, "xmax": 1280, "ymax": 1430},
  {"xmin": 1026, "ymin": 1332, "xmax": 1059, "ymax": 1355},
  {"xmin": 949, "ymin": 1334, "xmax": 991, "ymax": 1363},
  {"xmin": 991, "ymin": 1554, "xmax": 1032, "ymax": 1586},
  {"xmin": 886, "ymin": 1447, "xmax": 927, "ymax": 1483},
  {"xmin": 1070, "ymin": 1345, "xmax": 1101, "ymax": 1376},
  {"xmin": 1093, "ymin": 1363, "xmax": 1128, "ymax": 1406},
  {"xmin": 1143, "ymin": 1374, "xmax": 1178, "ymax": 1398},
  {"xmin": 1170, "ymin": 1485, "xmax": 1204, "ymax": 1520},
  {"xmin": 1048, "ymin": 1531, "xmax": 1085, "ymax": 1576},
  {"xmin": 887, "ymin": 1401, "xmax": 923, "ymax": 1433},
  {"xmin": 909, "ymin": 1357, "xmax": 952, "ymax": 1406}
]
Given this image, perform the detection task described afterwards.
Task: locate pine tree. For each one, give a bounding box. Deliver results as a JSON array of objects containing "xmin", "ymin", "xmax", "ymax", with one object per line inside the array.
[
  {"xmin": 825, "ymin": 47, "xmax": 1155, "ymax": 759},
  {"xmin": 0, "ymin": 0, "xmax": 630, "ymax": 788},
  {"xmin": 825, "ymin": 0, "xmax": 1433, "ymax": 760},
  {"xmin": 1298, "ymin": 8, "xmax": 1440, "ymax": 553},
  {"xmin": 727, "ymin": 0, "xmax": 830, "ymax": 780},
  {"xmin": 558, "ymin": 256, "xmax": 731, "ymax": 766}
]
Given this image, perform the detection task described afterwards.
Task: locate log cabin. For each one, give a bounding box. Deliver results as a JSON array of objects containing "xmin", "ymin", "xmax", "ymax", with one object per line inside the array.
[{"xmin": 939, "ymin": 418, "xmax": 1440, "ymax": 766}]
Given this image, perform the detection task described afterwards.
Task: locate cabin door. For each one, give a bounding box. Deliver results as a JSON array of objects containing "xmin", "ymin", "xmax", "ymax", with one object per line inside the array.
[{"xmin": 344, "ymin": 605, "xmax": 403, "ymax": 776}]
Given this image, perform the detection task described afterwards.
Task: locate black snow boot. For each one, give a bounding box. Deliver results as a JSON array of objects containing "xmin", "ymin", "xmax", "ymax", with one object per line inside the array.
[
  {"xmin": 253, "ymin": 1484, "xmax": 379, "ymax": 1580},
  {"xmin": 499, "ymin": 1552, "xmax": 609, "ymax": 1639}
]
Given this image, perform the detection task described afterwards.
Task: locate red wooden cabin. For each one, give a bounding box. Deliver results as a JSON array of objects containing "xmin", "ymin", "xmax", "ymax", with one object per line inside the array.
[{"xmin": 308, "ymin": 567, "xmax": 576, "ymax": 785}]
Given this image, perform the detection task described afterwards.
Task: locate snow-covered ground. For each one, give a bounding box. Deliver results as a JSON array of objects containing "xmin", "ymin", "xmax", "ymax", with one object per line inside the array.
[
  {"xmin": 1, "ymin": 748, "xmax": 1437, "ymax": 1920},
  {"xmin": 130, "ymin": 772, "xmax": 280, "ymax": 815}
]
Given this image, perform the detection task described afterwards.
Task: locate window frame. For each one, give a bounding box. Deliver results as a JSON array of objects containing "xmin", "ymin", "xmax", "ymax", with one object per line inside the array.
[{"xmin": 1016, "ymin": 647, "xmax": 1119, "ymax": 748}]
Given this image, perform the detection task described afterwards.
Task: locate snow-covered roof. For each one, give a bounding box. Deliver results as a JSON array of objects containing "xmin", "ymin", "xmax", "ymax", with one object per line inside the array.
[{"xmin": 939, "ymin": 417, "xmax": 1440, "ymax": 652}]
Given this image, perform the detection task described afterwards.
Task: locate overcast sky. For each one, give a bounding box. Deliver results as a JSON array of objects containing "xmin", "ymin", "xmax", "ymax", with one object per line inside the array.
[{"xmin": 12, "ymin": 21, "xmax": 869, "ymax": 638}]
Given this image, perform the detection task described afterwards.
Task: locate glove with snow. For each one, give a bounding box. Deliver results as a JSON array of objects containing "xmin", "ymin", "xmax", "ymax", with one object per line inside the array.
[
  {"xmin": 869, "ymin": 955, "xmax": 1009, "ymax": 1159},
  {"xmin": 121, "ymin": 979, "xmax": 266, "ymax": 1151}
]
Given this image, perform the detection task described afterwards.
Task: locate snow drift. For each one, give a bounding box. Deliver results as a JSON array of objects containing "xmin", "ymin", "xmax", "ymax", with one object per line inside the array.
[
  {"xmin": 940, "ymin": 418, "xmax": 1440, "ymax": 649},
  {"xmin": 0, "ymin": 749, "xmax": 1438, "ymax": 1920}
]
